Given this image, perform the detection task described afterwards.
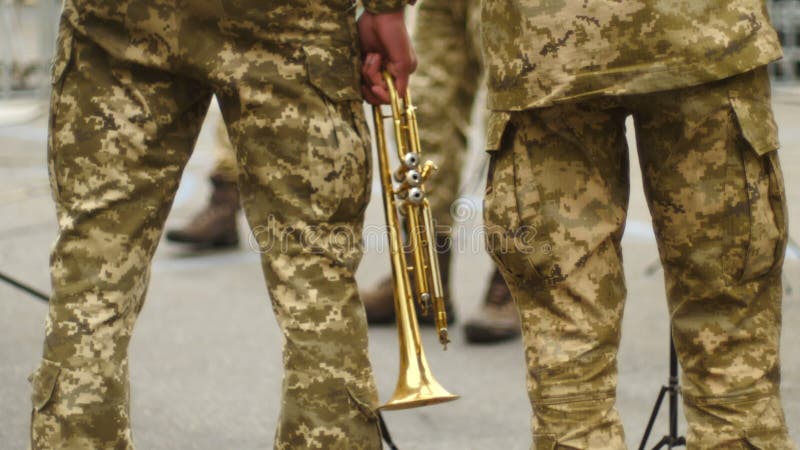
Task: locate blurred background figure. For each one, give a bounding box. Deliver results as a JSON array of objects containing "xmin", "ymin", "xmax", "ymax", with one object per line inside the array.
[
  {"xmin": 0, "ymin": 0, "xmax": 59, "ymax": 124},
  {"xmin": 166, "ymin": 119, "xmax": 240, "ymax": 248},
  {"xmin": 1, "ymin": 0, "xmax": 51, "ymax": 93},
  {"xmin": 770, "ymin": 0, "xmax": 800, "ymax": 81}
]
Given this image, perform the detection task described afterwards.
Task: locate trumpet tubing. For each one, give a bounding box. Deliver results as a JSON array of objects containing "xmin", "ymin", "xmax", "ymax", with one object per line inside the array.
[{"xmin": 371, "ymin": 72, "xmax": 458, "ymax": 411}]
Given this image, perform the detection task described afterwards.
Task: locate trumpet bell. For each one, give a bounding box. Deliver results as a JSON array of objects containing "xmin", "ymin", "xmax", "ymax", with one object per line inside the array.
[
  {"xmin": 381, "ymin": 312, "xmax": 459, "ymax": 410},
  {"xmin": 381, "ymin": 382, "xmax": 460, "ymax": 411}
]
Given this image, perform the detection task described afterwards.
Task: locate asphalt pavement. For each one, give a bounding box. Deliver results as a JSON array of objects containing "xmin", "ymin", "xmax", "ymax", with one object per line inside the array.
[{"xmin": 1, "ymin": 86, "xmax": 799, "ymax": 449}]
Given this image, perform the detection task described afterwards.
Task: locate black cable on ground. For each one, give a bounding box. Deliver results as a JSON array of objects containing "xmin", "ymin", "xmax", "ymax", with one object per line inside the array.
[
  {"xmin": 0, "ymin": 270, "xmax": 49, "ymax": 302},
  {"xmin": 377, "ymin": 411, "xmax": 399, "ymax": 450}
]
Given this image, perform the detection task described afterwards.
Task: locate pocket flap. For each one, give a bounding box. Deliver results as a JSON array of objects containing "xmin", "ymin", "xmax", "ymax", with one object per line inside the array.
[
  {"xmin": 533, "ymin": 434, "xmax": 557, "ymax": 450},
  {"xmin": 29, "ymin": 360, "xmax": 61, "ymax": 411},
  {"xmin": 486, "ymin": 111, "xmax": 511, "ymax": 152},
  {"xmin": 346, "ymin": 387, "xmax": 378, "ymax": 421},
  {"xmin": 744, "ymin": 432, "xmax": 794, "ymax": 449},
  {"xmin": 730, "ymin": 96, "xmax": 780, "ymax": 156},
  {"xmin": 304, "ymin": 45, "xmax": 361, "ymax": 102}
]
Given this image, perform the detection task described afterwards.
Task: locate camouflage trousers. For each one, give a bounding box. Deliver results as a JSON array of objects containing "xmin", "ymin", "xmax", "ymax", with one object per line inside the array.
[
  {"xmin": 411, "ymin": 0, "xmax": 482, "ymax": 230},
  {"xmin": 484, "ymin": 68, "xmax": 794, "ymax": 449},
  {"xmin": 30, "ymin": 3, "xmax": 382, "ymax": 449}
]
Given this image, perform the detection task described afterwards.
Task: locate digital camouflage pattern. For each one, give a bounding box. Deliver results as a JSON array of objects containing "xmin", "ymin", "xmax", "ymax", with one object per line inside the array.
[
  {"xmin": 31, "ymin": 0, "xmax": 412, "ymax": 448},
  {"xmin": 410, "ymin": 0, "xmax": 481, "ymax": 229},
  {"xmin": 482, "ymin": 1, "xmax": 793, "ymax": 447},
  {"xmin": 481, "ymin": 0, "xmax": 783, "ymax": 110},
  {"xmin": 483, "ymin": 68, "xmax": 794, "ymax": 449},
  {"xmin": 205, "ymin": 0, "xmax": 480, "ymax": 233}
]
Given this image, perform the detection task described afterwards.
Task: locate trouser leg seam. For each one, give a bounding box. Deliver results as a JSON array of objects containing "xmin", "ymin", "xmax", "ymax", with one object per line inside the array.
[
  {"xmin": 533, "ymin": 389, "xmax": 616, "ymax": 406},
  {"xmin": 683, "ymin": 387, "xmax": 779, "ymax": 406}
]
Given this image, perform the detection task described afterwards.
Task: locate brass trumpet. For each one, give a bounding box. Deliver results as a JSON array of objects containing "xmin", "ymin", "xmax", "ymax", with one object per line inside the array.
[{"xmin": 371, "ymin": 72, "xmax": 459, "ymax": 410}]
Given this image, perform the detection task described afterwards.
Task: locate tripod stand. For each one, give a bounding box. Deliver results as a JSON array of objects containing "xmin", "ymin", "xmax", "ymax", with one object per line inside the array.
[{"xmin": 638, "ymin": 337, "xmax": 685, "ymax": 450}]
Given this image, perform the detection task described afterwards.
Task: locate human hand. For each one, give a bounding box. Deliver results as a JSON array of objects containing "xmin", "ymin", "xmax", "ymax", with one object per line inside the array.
[{"xmin": 357, "ymin": 10, "xmax": 417, "ymax": 104}]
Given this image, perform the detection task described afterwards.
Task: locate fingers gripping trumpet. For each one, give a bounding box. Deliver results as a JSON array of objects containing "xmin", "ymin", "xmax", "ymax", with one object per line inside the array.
[{"xmin": 370, "ymin": 72, "xmax": 459, "ymax": 410}]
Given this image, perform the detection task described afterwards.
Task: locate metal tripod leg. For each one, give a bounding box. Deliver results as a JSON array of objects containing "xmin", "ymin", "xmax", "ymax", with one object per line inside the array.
[{"xmin": 638, "ymin": 337, "xmax": 686, "ymax": 450}]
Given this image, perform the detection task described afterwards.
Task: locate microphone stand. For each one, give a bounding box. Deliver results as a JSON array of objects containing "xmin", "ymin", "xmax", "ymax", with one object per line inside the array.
[{"xmin": 638, "ymin": 336, "xmax": 685, "ymax": 450}]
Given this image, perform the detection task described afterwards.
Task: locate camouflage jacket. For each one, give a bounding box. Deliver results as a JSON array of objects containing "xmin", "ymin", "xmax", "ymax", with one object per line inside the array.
[
  {"xmin": 481, "ymin": 0, "xmax": 782, "ymax": 110},
  {"xmin": 59, "ymin": 0, "xmax": 414, "ymax": 81}
]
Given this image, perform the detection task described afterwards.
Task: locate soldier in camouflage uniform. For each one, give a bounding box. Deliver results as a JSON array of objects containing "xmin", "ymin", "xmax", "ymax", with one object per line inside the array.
[
  {"xmin": 481, "ymin": 1, "xmax": 795, "ymax": 448},
  {"xmin": 362, "ymin": 0, "xmax": 522, "ymax": 344},
  {"xmin": 29, "ymin": 1, "xmax": 415, "ymax": 448}
]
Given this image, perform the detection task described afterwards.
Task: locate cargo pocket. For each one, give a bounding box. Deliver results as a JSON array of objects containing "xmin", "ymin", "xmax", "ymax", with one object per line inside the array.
[
  {"xmin": 29, "ymin": 360, "xmax": 61, "ymax": 412},
  {"xmin": 29, "ymin": 359, "xmax": 61, "ymax": 447},
  {"xmin": 303, "ymin": 45, "xmax": 369, "ymax": 221},
  {"xmin": 48, "ymin": 19, "xmax": 75, "ymax": 204},
  {"xmin": 729, "ymin": 96, "xmax": 787, "ymax": 283},
  {"xmin": 347, "ymin": 101, "xmax": 373, "ymax": 217},
  {"xmin": 486, "ymin": 111, "xmax": 512, "ymax": 153},
  {"xmin": 482, "ymin": 112, "xmax": 544, "ymax": 282}
]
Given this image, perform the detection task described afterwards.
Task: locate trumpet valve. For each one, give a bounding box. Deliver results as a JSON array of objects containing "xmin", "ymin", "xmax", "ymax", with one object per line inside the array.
[
  {"xmin": 404, "ymin": 170, "xmax": 422, "ymax": 187},
  {"xmin": 403, "ymin": 152, "xmax": 420, "ymax": 168},
  {"xmin": 393, "ymin": 153, "xmax": 421, "ymax": 182},
  {"xmin": 407, "ymin": 187, "xmax": 424, "ymax": 205}
]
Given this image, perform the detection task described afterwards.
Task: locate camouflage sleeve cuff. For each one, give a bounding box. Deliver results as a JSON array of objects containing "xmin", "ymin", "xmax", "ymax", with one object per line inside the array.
[{"xmin": 362, "ymin": 0, "xmax": 414, "ymax": 13}]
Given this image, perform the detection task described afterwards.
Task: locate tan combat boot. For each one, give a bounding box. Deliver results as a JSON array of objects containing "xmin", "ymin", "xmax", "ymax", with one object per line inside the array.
[
  {"xmin": 463, "ymin": 269, "xmax": 520, "ymax": 344},
  {"xmin": 362, "ymin": 235, "xmax": 455, "ymax": 326},
  {"xmin": 166, "ymin": 175, "xmax": 240, "ymax": 248}
]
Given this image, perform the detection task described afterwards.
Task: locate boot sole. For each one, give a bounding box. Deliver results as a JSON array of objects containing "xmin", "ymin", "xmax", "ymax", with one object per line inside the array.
[
  {"xmin": 464, "ymin": 324, "xmax": 520, "ymax": 344},
  {"xmin": 366, "ymin": 315, "xmax": 397, "ymax": 325},
  {"xmin": 166, "ymin": 232, "xmax": 239, "ymax": 248}
]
